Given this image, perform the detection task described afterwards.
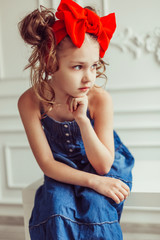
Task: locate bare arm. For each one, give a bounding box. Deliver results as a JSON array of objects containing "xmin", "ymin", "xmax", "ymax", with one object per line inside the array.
[
  {"xmin": 18, "ymin": 89, "xmax": 93, "ymax": 187},
  {"xmin": 18, "ymin": 89, "xmax": 129, "ymax": 204},
  {"xmin": 70, "ymin": 89, "xmax": 114, "ymax": 175}
]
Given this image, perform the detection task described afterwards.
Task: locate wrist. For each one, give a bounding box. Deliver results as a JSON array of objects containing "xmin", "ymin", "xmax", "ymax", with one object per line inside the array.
[
  {"xmin": 75, "ymin": 115, "xmax": 90, "ymax": 126},
  {"xmin": 87, "ymin": 173, "xmax": 99, "ymax": 189}
]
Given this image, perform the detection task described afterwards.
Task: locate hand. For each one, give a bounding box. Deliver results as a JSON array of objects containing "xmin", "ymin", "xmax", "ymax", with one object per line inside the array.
[
  {"xmin": 90, "ymin": 175, "xmax": 130, "ymax": 204},
  {"xmin": 67, "ymin": 95, "xmax": 88, "ymax": 121}
]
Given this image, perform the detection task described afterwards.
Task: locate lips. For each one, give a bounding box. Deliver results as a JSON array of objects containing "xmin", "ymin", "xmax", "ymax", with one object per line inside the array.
[
  {"xmin": 79, "ymin": 87, "xmax": 90, "ymax": 90},
  {"xmin": 79, "ymin": 87, "xmax": 90, "ymax": 92}
]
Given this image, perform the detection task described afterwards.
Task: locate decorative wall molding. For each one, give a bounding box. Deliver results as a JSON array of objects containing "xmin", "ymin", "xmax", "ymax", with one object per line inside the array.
[
  {"xmin": 0, "ymin": 106, "xmax": 159, "ymax": 117},
  {"xmin": 0, "ymin": 205, "xmax": 24, "ymax": 219},
  {"xmin": 0, "ymin": 114, "xmax": 19, "ymax": 118},
  {"xmin": 4, "ymin": 144, "xmax": 30, "ymax": 190},
  {"xmin": 108, "ymin": 83, "xmax": 160, "ymax": 92},
  {"xmin": 0, "ymin": 129, "xmax": 24, "ymax": 134},
  {"xmin": 0, "ymin": 215, "xmax": 24, "ymax": 226},
  {"xmin": 115, "ymin": 124, "xmax": 160, "ymax": 130},
  {"xmin": 0, "ymin": 119, "xmax": 160, "ymax": 133},
  {"xmin": 121, "ymin": 222, "xmax": 160, "ymax": 238},
  {"xmin": 112, "ymin": 27, "xmax": 160, "ymax": 64},
  {"xmin": 1, "ymin": 125, "xmax": 160, "ymax": 133},
  {"xmin": 121, "ymin": 206, "xmax": 160, "ymax": 224},
  {"xmin": 0, "ymin": 78, "xmax": 29, "ymax": 97},
  {"xmin": 38, "ymin": 0, "xmax": 45, "ymax": 6},
  {"xmin": 51, "ymin": 0, "xmax": 61, "ymax": 9},
  {"xmin": 38, "ymin": 0, "xmax": 59, "ymax": 9},
  {"xmin": 1, "ymin": 79, "xmax": 160, "ymax": 97},
  {"xmin": 114, "ymin": 106, "xmax": 160, "ymax": 113},
  {"xmin": 0, "ymin": 23, "xmax": 4, "ymax": 80},
  {"xmin": 127, "ymin": 142, "xmax": 160, "ymax": 148},
  {"xmin": 38, "ymin": 0, "xmax": 53, "ymax": 8},
  {"xmin": 0, "ymin": 198, "xmax": 22, "ymax": 205},
  {"xmin": 102, "ymin": 0, "xmax": 109, "ymax": 15}
]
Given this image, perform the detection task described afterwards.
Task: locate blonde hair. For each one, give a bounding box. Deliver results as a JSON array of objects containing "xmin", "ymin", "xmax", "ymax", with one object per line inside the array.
[{"xmin": 18, "ymin": 6, "xmax": 108, "ymax": 112}]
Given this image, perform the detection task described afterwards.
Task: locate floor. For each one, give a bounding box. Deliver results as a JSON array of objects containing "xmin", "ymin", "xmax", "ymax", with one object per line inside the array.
[
  {"xmin": 0, "ymin": 224, "xmax": 160, "ymax": 240},
  {"xmin": 0, "ymin": 225, "xmax": 25, "ymax": 240}
]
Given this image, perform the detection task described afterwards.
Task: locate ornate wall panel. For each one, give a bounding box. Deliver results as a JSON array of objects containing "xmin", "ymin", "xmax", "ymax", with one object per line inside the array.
[{"xmin": 0, "ymin": 0, "xmax": 44, "ymax": 214}]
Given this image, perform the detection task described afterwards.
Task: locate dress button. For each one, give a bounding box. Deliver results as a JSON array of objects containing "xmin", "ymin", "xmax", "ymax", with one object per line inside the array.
[
  {"xmin": 64, "ymin": 124, "xmax": 68, "ymax": 128},
  {"xmin": 66, "ymin": 140, "xmax": 70, "ymax": 143},
  {"xmin": 65, "ymin": 133, "xmax": 69, "ymax": 136},
  {"xmin": 81, "ymin": 160, "xmax": 85, "ymax": 164},
  {"xmin": 69, "ymin": 149, "xmax": 73, "ymax": 152}
]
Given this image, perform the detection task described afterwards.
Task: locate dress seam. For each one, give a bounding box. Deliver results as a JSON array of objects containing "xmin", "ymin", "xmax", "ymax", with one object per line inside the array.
[
  {"xmin": 106, "ymin": 174, "xmax": 132, "ymax": 183},
  {"xmin": 115, "ymin": 143, "xmax": 123, "ymax": 152},
  {"xmin": 29, "ymin": 214, "xmax": 118, "ymax": 229},
  {"xmin": 108, "ymin": 222, "xmax": 116, "ymax": 240}
]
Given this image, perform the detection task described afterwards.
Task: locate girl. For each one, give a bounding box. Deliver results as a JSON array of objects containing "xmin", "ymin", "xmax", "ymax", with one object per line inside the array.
[{"xmin": 18, "ymin": 0, "xmax": 134, "ymax": 239}]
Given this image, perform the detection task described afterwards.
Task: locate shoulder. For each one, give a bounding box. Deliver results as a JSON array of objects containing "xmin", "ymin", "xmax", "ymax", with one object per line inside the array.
[
  {"xmin": 88, "ymin": 85, "xmax": 113, "ymax": 119},
  {"xmin": 18, "ymin": 88, "xmax": 41, "ymax": 119},
  {"xmin": 88, "ymin": 85, "xmax": 112, "ymax": 106}
]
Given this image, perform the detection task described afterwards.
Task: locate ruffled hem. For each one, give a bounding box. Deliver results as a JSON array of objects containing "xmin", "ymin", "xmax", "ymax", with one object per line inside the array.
[
  {"xmin": 29, "ymin": 213, "xmax": 118, "ymax": 229},
  {"xmin": 29, "ymin": 214, "xmax": 123, "ymax": 240}
]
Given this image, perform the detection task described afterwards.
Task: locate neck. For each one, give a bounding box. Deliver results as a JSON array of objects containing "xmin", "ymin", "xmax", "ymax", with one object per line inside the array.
[
  {"xmin": 53, "ymin": 93, "xmax": 69, "ymax": 106},
  {"xmin": 50, "ymin": 79, "xmax": 69, "ymax": 105}
]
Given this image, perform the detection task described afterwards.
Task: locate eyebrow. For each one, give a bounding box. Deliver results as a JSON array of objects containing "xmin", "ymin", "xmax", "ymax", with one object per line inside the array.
[{"xmin": 70, "ymin": 60, "xmax": 99, "ymax": 64}]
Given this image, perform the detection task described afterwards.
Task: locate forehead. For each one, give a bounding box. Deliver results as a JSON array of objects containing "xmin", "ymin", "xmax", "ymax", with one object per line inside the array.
[{"xmin": 57, "ymin": 35, "xmax": 100, "ymax": 63}]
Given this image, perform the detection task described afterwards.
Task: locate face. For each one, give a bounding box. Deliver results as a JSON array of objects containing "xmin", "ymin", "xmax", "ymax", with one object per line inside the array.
[{"xmin": 51, "ymin": 34, "xmax": 100, "ymax": 102}]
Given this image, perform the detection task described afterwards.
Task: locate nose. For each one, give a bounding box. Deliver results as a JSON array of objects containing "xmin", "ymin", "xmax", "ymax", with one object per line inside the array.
[{"xmin": 82, "ymin": 69, "xmax": 94, "ymax": 83}]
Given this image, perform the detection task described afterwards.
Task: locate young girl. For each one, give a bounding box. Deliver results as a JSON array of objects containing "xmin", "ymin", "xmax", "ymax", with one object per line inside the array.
[{"xmin": 18, "ymin": 0, "xmax": 134, "ymax": 239}]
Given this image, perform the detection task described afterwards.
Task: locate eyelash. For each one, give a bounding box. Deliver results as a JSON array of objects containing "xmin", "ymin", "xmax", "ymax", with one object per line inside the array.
[{"xmin": 72, "ymin": 64, "xmax": 98, "ymax": 70}]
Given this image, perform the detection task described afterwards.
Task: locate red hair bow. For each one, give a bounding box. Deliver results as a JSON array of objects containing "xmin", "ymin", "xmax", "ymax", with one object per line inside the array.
[{"xmin": 52, "ymin": 0, "xmax": 116, "ymax": 58}]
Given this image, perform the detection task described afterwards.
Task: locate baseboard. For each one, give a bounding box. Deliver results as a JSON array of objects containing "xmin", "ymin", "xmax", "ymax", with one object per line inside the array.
[
  {"xmin": 121, "ymin": 222, "xmax": 160, "ymax": 234},
  {"xmin": 0, "ymin": 215, "xmax": 160, "ymax": 240},
  {"xmin": 0, "ymin": 215, "xmax": 159, "ymax": 233},
  {"xmin": 0, "ymin": 216, "xmax": 24, "ymax": 226},
  {"xmin": 0, "ymin": 216, "xmax": 25, "ymax": 240}
]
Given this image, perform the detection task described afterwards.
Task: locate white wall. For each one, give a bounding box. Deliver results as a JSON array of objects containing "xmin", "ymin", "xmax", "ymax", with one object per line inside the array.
[
  {"xmin": 106, "ymin": 0, "xmax": 160, "ymax": 194},
  {"xmin": 0, "ymin": 0, "xmax": 160, "ymax": 217}
]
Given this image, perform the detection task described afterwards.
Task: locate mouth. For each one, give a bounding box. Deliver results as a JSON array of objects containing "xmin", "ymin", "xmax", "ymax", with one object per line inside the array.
[{"xmin": 79, "ymin": 87, "xmax": 90, "ymax": 92}]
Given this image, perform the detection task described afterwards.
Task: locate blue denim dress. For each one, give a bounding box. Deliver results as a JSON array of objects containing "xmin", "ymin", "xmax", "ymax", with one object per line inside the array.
[{"xmin": 29, "ymin": 110, "xmax": 134, "ymax": 240}]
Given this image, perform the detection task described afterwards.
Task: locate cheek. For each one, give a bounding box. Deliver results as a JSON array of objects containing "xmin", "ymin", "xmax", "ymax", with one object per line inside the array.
[
  {"xmin": 67, "ymin": 71, "xmax": 81, "ymax": 82},
  {"xmin": 55, "ymin": 69, "xmax": 81, "ymax": 86},
  {"xmin": 91, "ymin": 71, "xmax": 97, "ymax": 82}
]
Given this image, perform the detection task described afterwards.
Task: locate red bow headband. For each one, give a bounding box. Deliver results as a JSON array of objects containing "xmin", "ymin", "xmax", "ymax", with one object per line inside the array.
[{"xmin": 51, "ymin": 0, "xmax": 116, "ymax": 58}]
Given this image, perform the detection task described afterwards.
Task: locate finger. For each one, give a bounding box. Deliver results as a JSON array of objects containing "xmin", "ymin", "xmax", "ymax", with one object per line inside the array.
[
  {"xmin": 119, "ymin": 187, "xmax": 129, "ymax": 199},
  {"xmin": 74, "ymin": 97, "xmax": 87, "ymax": 106},
  {"xmin": 70, "ymin": 98, "xmax": 74, "ymax": 112},
  {"xmin": 67, "ymin": 97, "xmax": 72, "ymax": 112},
  {"xmin": 114, "ymin": 190, "xmax": 125, "ymax": 202},
  {"xmin": 121, "ymin": 182, "xmax": 130, "ymax": 193},
  {"xmin": 73, "ymin": 98, "xmax": 78, "ymax": 111},
  {"xmin": 109, "ymin": 191, "xmax": 121, "ymax": 204}
]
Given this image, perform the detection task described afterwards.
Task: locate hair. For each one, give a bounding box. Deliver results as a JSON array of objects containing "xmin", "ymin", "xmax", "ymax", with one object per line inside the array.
[{"xmin": 18, "ymin": 5, "xmax": 108, "ymax": 114}]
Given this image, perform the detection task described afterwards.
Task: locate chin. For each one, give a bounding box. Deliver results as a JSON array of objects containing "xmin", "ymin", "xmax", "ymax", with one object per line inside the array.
[{"xmin": 76, "ymin": 92, "xmax": 88, "ymax": 97}]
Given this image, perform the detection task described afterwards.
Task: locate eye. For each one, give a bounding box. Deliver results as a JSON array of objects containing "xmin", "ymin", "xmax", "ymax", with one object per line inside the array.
[
  {"xmin": 72, "ymin": 65, "xmax": 82, "ymax": 70},
  {"xmin": 91, "ymin": 63, "xmax": 98, "ymax": 70}
]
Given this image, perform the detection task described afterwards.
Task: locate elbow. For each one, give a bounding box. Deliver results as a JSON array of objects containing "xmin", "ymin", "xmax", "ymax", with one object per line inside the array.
[
  {"xmin": 96, "ymin": 157, "xmax": 114, "ymax": 176},
  {"xmin": 96, "ymin": 166, "xmax": 111, "ymax": 176},
  {"xmin": 95, "ymin": 162, "xmax": 112, "ymax": 175}
]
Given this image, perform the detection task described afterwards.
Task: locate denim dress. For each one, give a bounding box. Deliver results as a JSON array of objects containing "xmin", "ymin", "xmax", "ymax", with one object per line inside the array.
[{"xmin": 29, "ymin": 110, "xmax": 134, "ymax": 240}]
